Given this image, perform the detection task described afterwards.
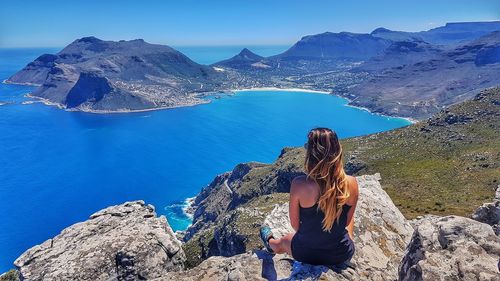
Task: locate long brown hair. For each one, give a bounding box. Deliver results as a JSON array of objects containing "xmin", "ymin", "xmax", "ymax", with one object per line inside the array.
[{"xmin": 304, "ymin": 128, "xmax": 349, "ymax": 232}]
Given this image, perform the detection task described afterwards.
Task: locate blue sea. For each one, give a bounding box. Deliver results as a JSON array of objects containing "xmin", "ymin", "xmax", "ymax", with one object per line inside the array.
[{"xmin": 0, "ymin": 47, "xmax": 410, "ymax": 272}]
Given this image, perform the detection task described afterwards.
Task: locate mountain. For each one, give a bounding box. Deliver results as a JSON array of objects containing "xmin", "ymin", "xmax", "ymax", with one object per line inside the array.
[
  {"xmin": 7, "ymin": 37, "xmax": 229, "ymax": 112},
  {"xmin": 275, "ymin": 32, "xmax": 392, "ymax": 60},
  {"xmin": 372, "ymin": 21, "xmax": 500, "ymax": 46},
  {"xmin": 357, "ymin": 38, "xmax": 444, "ymax": 72},
  {"xmin": 213, "ymin": 48, "xmax": 268, "ymax": 69},
  {"xmin": 7, "ymin": 21, "xmax": 500, "ymax": 117},
  {"xmin": 344, "ymin": 31, "xmax": 500, "ymax": 118}
]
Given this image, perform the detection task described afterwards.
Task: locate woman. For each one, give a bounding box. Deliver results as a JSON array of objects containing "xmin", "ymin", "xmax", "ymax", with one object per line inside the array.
[{"xmin": 260, "ymin": 127, "xmax": 359, "ymax": 266}]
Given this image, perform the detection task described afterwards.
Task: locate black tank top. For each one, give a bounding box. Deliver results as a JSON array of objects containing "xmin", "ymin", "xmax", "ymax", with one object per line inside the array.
[{"xmin": 291, "ymin": 203, "xmax": 355, "ymax": 265}]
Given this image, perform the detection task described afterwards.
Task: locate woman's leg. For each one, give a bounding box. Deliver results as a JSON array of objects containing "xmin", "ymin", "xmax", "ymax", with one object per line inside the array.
[{"xmin": 269, "ymin": 233, "xmax": 294, "ymax": 255}]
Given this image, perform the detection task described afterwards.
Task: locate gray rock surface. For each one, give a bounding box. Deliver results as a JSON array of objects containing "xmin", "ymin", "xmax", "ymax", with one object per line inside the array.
[
  {"xmin": 472, "ymin": 185, "xmax": 500, "ymax": 235},
  {"xmin": 157, "ymin": 251, "xmax": 360, "ymax": 281},
  {"xmin": 263, "ymin": 174, "xmax": 414, "ymax": 280},
  {"xmin": 14, "ymin": 201, "xmax": 185, "ymax": 281},
  {"xmin": 399, "ymin": 215, "xmax": 500, "ymax": 281}
]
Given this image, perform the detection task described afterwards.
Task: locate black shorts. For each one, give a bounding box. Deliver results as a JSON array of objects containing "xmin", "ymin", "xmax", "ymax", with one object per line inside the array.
[{"xmin": 291, "ymin": 235, "xmax": 355, "ymax": 266}]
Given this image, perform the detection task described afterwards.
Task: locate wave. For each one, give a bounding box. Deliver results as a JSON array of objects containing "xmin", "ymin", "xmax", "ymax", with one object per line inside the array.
[{"xmin": 163, "ymin": 197, "xmax": 196, "ymax": 231}]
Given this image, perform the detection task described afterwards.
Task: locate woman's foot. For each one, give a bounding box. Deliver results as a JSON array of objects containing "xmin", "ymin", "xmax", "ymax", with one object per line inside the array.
[{"xmin": 259, "ymin": 226, "xmax": 275, "ymax": 254}]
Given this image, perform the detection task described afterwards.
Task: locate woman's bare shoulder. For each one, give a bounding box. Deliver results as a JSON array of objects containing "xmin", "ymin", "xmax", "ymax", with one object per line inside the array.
[
  {"xmin": 291, "ymin": 175, "xmax": 316, "ymax": 194},
  {"xmin": 346, "ymin": 175, "xmax": 359, "ymax": 203}
]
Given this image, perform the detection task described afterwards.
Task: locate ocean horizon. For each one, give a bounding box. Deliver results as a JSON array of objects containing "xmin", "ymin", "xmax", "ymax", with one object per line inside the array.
[{"xmin": 0, "ymin": 47, "xmax": 411, "ymax": 272}]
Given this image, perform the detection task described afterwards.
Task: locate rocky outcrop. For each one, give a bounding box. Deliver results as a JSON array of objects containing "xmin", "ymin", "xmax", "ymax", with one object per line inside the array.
[
  {"xmin": 472, "ymin": 185, "xmax": 500, "ymax": 235},
  {"xmin": 157, "ymin": 251, "xmax": 360, "ymax": 281},
  {"xmin": 399, "ymin": 215, "xmax": 500, "ymax": 281},
  {"xmin": 14, "ymin": 201, "xmax": 185, "ymax": 281},
  {"xmin": 183, "ymin": 174, "xmax": 414, "ymax": 279},
  {"xmin": 7, "ymin": 178, "xmax": 500, "ymax": 280},
  {"xmin": 263, "ymin": 174, "xmax": 414, "ymax": 280}
]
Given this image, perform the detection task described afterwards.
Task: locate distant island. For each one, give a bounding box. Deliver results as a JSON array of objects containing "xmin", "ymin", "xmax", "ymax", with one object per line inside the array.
[{"xmin": 6, "ymin": 21, "xmax": 500, "ymax": 118}]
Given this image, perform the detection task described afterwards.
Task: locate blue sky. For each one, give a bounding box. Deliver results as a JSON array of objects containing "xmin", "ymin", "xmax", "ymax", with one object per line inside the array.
[{"xmin": 1, "ymin": 0, "xmax": 499, "ymax": 47}]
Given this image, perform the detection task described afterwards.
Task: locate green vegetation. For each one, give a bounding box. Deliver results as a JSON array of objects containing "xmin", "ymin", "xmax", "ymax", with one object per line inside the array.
[
  {"xmin": 183, "ymin": 193, "xmax": 288, "ymax": 268},
  {"xmin": 342, "ymin": 87, "xmax": 500, "ymax": 218},
  {"xmin": 0, "ymin": 270, "xmax": 19, "ymax": 281}
]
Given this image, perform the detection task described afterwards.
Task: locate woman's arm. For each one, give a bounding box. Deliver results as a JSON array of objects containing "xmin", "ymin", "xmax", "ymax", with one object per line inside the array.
[
  {"xmin": 289, "ymin": 178, "xmax": 302, "ymax": 231},
  {"xmin": 345, "ymin": 176, "xmax": 359, "ymax": 240}
]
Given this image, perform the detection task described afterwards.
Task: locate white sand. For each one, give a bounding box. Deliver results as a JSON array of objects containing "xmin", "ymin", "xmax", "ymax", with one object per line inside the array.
[{"xmin": 234, "ymin": 87, "xmax": 331, "ymax": 94}]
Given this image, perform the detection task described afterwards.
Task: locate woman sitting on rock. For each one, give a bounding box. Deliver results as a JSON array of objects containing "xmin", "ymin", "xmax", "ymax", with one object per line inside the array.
[{"xmin": 260, "ymin": 127, "xmax": 359, "ymax": 267}]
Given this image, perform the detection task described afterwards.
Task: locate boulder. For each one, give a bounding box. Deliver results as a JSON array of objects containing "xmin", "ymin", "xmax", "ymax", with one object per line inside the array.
[
  {"xmin": 472, "ymin": 185, "xmax": 500, "ymax": 235},
  {"xmin": 14, "ymin": 201, "xmax": 185, "ymax": 281},
  {"xmin": 398, "ymin": 215, "xmax": 500, "ymax": 281}
]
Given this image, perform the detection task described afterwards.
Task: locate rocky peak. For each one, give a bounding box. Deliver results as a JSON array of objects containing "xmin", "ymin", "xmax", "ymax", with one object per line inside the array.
[
  {"xmin": 237, "ymin": 48, "xmax": 263, "ymax": 60},
  {"xmin": 371, "ymin": 27, "xmax": 392, "ymax": 34}
]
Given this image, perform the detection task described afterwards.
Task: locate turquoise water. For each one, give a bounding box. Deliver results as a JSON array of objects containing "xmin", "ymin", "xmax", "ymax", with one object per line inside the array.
[{"xmin": 0, "ymin": 48, "xmax": 410, "ymax": 272}]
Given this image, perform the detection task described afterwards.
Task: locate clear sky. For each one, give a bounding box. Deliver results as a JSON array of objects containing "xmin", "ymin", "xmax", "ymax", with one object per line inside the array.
[{"xmin": 1, "ymin": 0, "xmax": 499, "ymax": 47}]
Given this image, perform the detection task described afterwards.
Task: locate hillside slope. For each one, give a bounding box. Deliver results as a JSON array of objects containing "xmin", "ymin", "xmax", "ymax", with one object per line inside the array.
[
  {"xmin": 342, "ymin": 86, "xmax": 500, "ymax": 218},
  {"xmin": 344, "ymin": 31, "xmax": 500, "ymax": 118}
]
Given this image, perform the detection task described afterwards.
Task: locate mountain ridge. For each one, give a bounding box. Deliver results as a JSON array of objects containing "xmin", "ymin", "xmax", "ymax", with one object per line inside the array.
[{"xmin": 7, "ymin": 21, "xmax": 500, "ymax": 118}]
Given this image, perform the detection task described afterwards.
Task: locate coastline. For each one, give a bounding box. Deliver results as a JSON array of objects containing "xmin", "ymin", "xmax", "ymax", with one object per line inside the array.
[
  {"xmin": 2, "ymin": 79, "xmax": 41, "ymax": 87},
  {"xmin": 234, "ymin": 87, "xmax": 417, "ymax": 124},
  {"xmin": 233, "ymin": 87, "xmax": 331, "ymax": 94},
  {"xmin": 23, "ymin": 93, "xmax": 211, "ymax": 114},
  {"xmin": 343, "ymin": 102, "xmax": 418, "ymax": 124},
  {"xmin": 8, "ymin": 76, "xmax": 416, "ymax": 123},
  {"xmin": 182, "ymin": 197, "xmax": 196, "ymax": 219}
]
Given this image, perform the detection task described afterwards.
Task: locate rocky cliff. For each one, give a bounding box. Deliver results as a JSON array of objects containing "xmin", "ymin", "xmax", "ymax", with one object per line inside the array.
[
  {"xmin": 12, "ymin": 201, "xmax": 185, "ymax": 281},
  {"xmin": 5, "ymin": 175, "xmax": 499, "ymax": 281}
]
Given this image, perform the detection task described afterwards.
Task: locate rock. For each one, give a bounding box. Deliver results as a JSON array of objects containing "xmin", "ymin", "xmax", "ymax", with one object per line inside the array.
[
  {"xmin": 398, "ymin": 215, "xmax": 500, "ymax": 281},
  {"xmin": 472, "ymin": 185, "xmax": 500, "ymax": 235},
  {"xmin": 157, "ymin": 251, "xmax": 360, "ymax": 281},
  {"xmin": 263, "ymin": 174, "xmax": 414, "ymax": 280},
  {"xmin": 14, "ymin": 201, "xmax": 185, "ymax": 281},
  {"xmin": 0, "ymin": 270, "xmax": 19, "ymax": 281}
]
